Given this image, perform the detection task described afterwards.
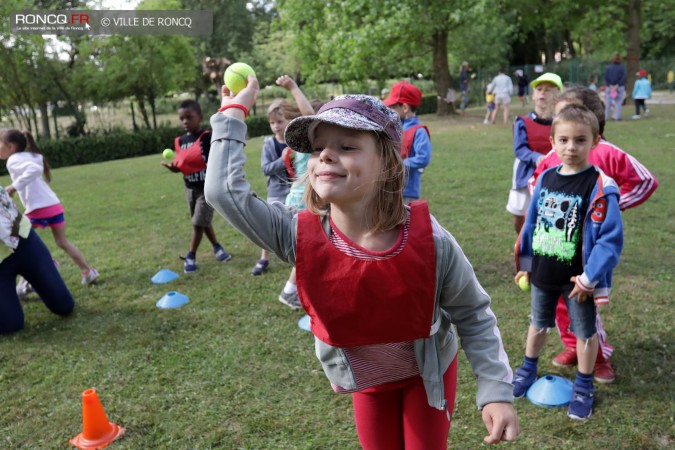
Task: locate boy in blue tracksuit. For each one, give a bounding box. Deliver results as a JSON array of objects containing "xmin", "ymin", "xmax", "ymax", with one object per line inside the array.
[
  {"xmin": 513, "ymin": 104, "xmax": 623, "ymax": 421},
  {"xmin": 383, "ymin": 81, "xmax": 432, "ymax": 204}
]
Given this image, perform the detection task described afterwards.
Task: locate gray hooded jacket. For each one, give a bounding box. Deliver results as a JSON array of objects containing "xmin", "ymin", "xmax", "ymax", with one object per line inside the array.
[{"xmin": 204, "ymin": 113, "xmax": 514, "ymax": 411}]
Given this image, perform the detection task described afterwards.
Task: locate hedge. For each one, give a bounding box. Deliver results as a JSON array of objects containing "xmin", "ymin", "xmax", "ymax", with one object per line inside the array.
[
  {"xmin": 0, "ymin": 115, "xmax": 273, "ymax": 176},
  {"xmin": 417, "ymin": 94, "xmax": 439, "ymax": 115},
  {"xmin": 0, "ymin": 100, "xmax": 441, "ymax": 176}
]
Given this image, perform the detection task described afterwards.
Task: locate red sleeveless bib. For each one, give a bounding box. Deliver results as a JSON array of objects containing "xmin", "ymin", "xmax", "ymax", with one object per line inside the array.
[
  {"xmin": 296, "ymin": 201, "xmax": 436, "ymax": 347},
  {"xmin": 401, "ymin": 125, "xmax": 430, "ymax": 159},
  {"xmin": 174, "ymin": 131, "xmax": 209, "ymax": 176},
  {"xmin": 520, "ymin": 116, "xmax": 552, "ymax": 154}
]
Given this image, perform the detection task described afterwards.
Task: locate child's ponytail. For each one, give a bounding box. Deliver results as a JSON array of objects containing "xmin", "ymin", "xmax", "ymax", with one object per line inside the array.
[{"xmin": 0, "ymin": 129, "xmax": 52, "ymax": 183}]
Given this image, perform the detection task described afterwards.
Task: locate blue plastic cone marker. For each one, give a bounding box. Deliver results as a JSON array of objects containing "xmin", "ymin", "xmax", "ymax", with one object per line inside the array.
[
  {"xmin": 298, "ymin": 314, "xmax": 311, "ymax": 332},
  {"xmin": 526, "ymin": 374, "xmax": 574, "ymax": 407},
  {"xmin": 151, "ymin": 268, "xmax": 179, "ymax": 284},
  {"xmin": 156, "ymin": 291, "xmax": 189, "ymax": 309}
]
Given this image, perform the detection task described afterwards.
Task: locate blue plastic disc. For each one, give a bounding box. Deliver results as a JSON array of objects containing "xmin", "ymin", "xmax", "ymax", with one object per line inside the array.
[
  {"xmin": 298, "ymin": 314, "xmax": 311, "ymax": 332},
  {"xmin": 156, "ymin": 291, "xmax": 189, "ymax": 309},
  {"xmin": 151, "ymin": 268, "xmax": 179, "ymax": 284},
  {"xmin": 526, "ymin": 374, "xmax": 573, "ymax": 407}
]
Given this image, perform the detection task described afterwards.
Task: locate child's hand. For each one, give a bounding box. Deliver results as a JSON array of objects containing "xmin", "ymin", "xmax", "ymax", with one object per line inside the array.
[
  {"xmin": 160, "ymin": 161, "xmax": 179, "ymax": 173},
  {"xmin": 5, "ymin": 186, "xmax": 16, "ymax": 196},
  {"xmin": 569, "ymin": 275, "xmax": 592, "ymax": 302},
  {"xmin": 514, "ymin": 271, "xmax": 528, "ymax": 286},
  {"xmin": 276, "ymin": 75, "xmax": 298, "ymax": 92},
  {"xmin": 220, "ymin": 75, "xmax": 259, "ymax": 118},
  {"xmin": 482, "ymin": 402, "xmax": 519, "ymax": 444}
]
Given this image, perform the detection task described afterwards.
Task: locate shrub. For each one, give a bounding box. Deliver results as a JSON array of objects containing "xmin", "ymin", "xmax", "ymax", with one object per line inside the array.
[
  {"xmin": 418, "ymin": 94, "xmax": 439, "ymax": 115},
  {"xmin": 0, "ymin": 115, "xmax": 274, "ymax": 176}
]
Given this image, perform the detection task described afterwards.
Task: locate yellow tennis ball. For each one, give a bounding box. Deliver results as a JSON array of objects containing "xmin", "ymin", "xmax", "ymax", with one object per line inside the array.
[
  {"xmin": 518, "ymin": 276, "xmax": 530, "ymax": 292},
  {"xmin": 224, "ymin": 62, "xmax": 256, "ymax": 94},
  {"xmin": 163, "ymin": 148, "xmax": 175, "ymax": 161}
]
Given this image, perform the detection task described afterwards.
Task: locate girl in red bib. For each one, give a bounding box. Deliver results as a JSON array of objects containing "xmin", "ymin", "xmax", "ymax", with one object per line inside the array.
[{"xmin": 206, "ymin": 77, "xmax": 519, "ymax": 449}]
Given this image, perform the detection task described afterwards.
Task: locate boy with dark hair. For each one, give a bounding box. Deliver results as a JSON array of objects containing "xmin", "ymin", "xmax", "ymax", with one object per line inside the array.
[
  {"xmin": 513, "ymin": 104, "xmax": 623, "ymax": 421},
  {"xmin": 383, "ymin": 82, "xmax": 432, "ymax": 204},
  {"xmin": 162, "ymin": 100, "xmax": 231, "ymax": 272}
]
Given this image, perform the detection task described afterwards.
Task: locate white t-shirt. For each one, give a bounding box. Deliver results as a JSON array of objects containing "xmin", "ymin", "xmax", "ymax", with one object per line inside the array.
[
  {"xmin": 491, "ymin": 73, "xmax": 514, "ymax": 97},
  {"xmin": 7, "ymin": 152, "xmax": 60, "ymax": 214}
]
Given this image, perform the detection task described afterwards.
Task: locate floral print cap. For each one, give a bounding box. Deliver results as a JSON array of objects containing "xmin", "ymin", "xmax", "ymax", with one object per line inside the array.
[{"xmin": 284, "ymin": 94, "xmax": 402, "ymax": 153}]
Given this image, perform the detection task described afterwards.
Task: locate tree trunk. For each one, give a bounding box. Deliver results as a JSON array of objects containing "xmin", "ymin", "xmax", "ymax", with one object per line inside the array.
[
  {"xmin": 544, "ymin": 37, "xmax": 555, "ymax": 66},
  {"xmin": 51, "ymin": 74, "xmax": 86, "ymax": 136},
  {"xmin": 432, "ymin": 27, "xmax": 455, "ymax": 116},
  {"xmin": 130, "ymin": 101, "xmax": 139, "ymax": 132},
  {"xmin": 564, "ymin": 30, "xmax": 576, "ymax": 59},
  {"xmin": 583, "ymin": 30, "xmax": 592, "ymax": 55},
  {"xmin": 52, "ymin": 104, "xmax": 59, "ymax": 139},
  {"xmin": 11, "ymin": 108, "xmax": 29, "ymax": 130},
  {"xmin": 136, "ymin": 95, "xmax": 151, "ymax": 129},
  {"xmin": 30, "ymin": 105, "xmax": 38, "ymax": 135},
  {"xmin": 149, "ymin": 92, "xmax": 157, "ymax": 129},
  {"xmin": 39, "ymin": 102, "xmax": 51, "ymax": 139},
  {"xmin": 625, "ymin": 0, "xmax": 641, "ymax": 105}
]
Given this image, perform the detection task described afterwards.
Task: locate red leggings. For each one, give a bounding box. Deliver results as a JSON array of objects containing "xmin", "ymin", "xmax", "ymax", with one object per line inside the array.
[{"xmin": 351, "ymin": 356, "xmax": 458, "ymax": 450}]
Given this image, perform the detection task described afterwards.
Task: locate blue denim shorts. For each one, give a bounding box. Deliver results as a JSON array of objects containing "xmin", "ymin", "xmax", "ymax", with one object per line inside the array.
[
  {"xmin": 28, "ymin": 213, "xmax": 65, "ymax": 229},
  {"xmin": 530, "ymin": 283, "xmax": 597, "ymax": 339}
]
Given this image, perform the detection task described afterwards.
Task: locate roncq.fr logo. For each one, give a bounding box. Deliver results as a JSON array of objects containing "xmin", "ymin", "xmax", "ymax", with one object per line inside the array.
[{"xmin": 14, "ymin": 13, "xmax": 90, "ymax": 26}]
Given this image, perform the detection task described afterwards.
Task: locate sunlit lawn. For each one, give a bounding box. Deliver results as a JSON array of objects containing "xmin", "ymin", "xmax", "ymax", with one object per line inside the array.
[{"xmin": 0, "ymin": 100, "xmax": 672, "ymax": 448}]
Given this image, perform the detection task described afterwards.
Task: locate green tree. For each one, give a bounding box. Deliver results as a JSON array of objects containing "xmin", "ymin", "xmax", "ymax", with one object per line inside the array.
[
  {"xmin": 0, "ymin": 0, "xmax": 90, "ymax": 137},
  {"xmin": 641, "ymin": 0, "xmax": 675, "ymax": 59},
  {"xmin": 84, "ymin": 34, "xmax": 196, "ymax": 129},
  {"xmin": 278, "ymin": 0, "xmax": 511, "ymax": 115}
]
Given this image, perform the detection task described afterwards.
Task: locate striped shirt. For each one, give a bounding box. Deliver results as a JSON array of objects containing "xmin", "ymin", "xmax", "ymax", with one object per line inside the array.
[{"xmin": 328, "ymin": 210, "xmax": 420, "ymax": 393}]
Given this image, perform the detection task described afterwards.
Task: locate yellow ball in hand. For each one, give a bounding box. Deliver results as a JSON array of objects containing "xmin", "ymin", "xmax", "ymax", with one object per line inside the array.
[
  {"xmin": 224, "ymin": 62, "xmax": 256, "ymax": 95},
  {"xmin": 518, "ymin": 276, "xmax": 530, "ymax": 292},
  {"xmin": 162, "ymin": 148, "xmax": 175, "ymax": 162}
]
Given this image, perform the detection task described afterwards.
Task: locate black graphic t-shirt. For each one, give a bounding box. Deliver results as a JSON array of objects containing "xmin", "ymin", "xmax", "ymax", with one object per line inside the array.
[{"xmin": 531, "ymin": 166, "xmax": 597, "ymax": 289}]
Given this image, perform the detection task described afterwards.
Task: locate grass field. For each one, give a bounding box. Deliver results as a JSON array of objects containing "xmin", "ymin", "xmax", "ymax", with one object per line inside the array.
[{"xmin": 0, "ymin": 102, "xmax": 672, "ymax": 449}]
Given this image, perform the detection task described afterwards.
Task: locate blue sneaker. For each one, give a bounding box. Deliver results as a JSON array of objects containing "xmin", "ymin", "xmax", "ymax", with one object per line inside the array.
[
  {"xmin": 251, "ymin": 259, "xmax": 269, "ymax": 276},
  {"xmin": 182, "ymin": 253, "xmax": 197, "ymax": 273},
  {"xmin": 512, "ymin": 365, "xmax": 537, "ymax": 398},
  {"xmin": 213, "ymin": 245, "xmax": 232, "ymax": 262},
  {"xmin": 567, "ymin": 383, "xmax": 594, "ymax": 421}
]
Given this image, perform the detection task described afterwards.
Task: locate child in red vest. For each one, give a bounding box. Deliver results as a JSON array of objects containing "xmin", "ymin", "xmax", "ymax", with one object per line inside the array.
[
  {"xmin": 383, "ymin": 82, "xmax": 431, "ymax": 205},
  {"xmin": 506, "ymin": 73, "xmax": 562, "ymax": 234},
  {"xmin": 162, "ymin": 100, "xmax": 231, "ymax": 272},
  {"xmin": 205, "ymin": 78, "xmax": 519, "ymax": 448}
]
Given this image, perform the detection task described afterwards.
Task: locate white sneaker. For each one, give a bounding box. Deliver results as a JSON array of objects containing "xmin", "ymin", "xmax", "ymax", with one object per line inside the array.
[
  {"xmin": 644, "ymin": 108, "xmax": 650, "ymax": 116},
  {"xmin": 631, "ymin": 115, "xmax": 641, "ymax": 120},
  {"xmin": 81, "ymin": 268, "xmax": 100, "ymax": 285},
  {"xmin": 16, "ymin": 277, "xmax": 33, "ymax": 299},
  {"xmin": 278, "ymin": 289, "xmax": 302, "ymax": 310}
]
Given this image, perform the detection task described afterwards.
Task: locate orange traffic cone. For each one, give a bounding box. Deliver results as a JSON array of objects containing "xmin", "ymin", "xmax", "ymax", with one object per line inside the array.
[{"xmin": 70, "ymin": 388, "xmax": 126, "ymax": 449}]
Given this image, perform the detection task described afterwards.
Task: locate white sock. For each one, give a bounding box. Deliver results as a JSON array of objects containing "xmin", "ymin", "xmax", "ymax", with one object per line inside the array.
[{"xmin": 283, "ymin": 281, "xmax": 297, "ymax": 294}]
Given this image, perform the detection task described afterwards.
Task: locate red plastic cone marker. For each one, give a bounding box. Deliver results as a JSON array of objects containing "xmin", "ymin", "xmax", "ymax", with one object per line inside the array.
[{"xmin": 70, "ymin": 388, "xmax": 125, "ymax": 449}]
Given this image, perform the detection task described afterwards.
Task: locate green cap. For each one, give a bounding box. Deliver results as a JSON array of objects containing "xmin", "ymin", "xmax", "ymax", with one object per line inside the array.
[{"xmin": 531, "ymin": 72, "xmax": 563, "ymax": 91}]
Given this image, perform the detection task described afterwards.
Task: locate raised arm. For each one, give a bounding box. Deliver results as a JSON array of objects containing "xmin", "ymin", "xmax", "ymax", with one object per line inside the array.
[
  {"xmin": 204, "ymin": 78, "xmax": 297, "ymax": 264},
  {"xmin": 276, "ymin": 75, "xmax": 315, "ymax": 116}
]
